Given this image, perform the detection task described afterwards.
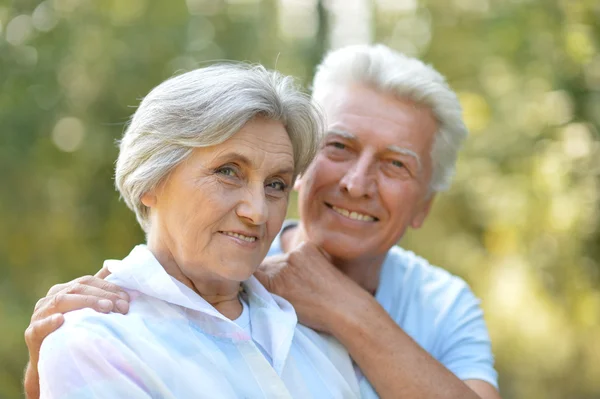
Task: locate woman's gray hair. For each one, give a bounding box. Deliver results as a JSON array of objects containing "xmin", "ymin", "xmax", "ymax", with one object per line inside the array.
[
  {"xmin": 312, "ymin": 44, "xmax": 468, "ymax": 193},
  {"xmin": 116, "ymin": 63, "xmax": 323, "ymax": 232}
]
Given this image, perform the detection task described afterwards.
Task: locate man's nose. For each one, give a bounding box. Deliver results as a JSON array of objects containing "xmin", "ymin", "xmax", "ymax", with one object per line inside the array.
[{"xmin": 339, "ymin": 156, "xmax": 375, "ymax": 199}]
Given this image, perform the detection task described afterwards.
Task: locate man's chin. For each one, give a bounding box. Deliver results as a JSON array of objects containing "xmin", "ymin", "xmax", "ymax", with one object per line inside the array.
[
  {"xmin": 303, "ymin": 222, "xmax": 375, "ymax": 258},
  {"xmin": 320, "ymin": 236, "xmax": 372, "ymax": 261}
]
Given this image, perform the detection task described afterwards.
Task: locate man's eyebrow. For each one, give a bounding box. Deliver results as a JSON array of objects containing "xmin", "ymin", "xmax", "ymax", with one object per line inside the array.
[
  {"xmin": 387, "ymin": 145, "xmax": 422, "ymax": 173},
  {"xmin": 327, "ymin": 129, "xmax": 422, "ymax": 173}
]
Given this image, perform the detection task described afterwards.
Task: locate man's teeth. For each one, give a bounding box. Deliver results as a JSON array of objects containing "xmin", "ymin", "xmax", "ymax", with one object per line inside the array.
[
  {"xmin": 331, "ymin": 206, "xmax": 375, "ymax": 222},
  {"xmin": 223, "ymin": 232, "xmax": 256, "ymax": 242}
]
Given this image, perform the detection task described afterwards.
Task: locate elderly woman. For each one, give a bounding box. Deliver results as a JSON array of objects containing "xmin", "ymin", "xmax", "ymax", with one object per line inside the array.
[{"xmin": 37, "ymin": 64, "xmax": 359, "ymax": 398}]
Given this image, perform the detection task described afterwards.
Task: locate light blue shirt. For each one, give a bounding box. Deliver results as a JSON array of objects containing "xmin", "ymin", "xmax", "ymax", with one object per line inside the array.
[
  {"xmin": 39, "ymin": 245, "xmax": 360, "ymax": 398},
  {"xmin": 268, "ymin": 221, "xmax": 499, "ymax": 397}
]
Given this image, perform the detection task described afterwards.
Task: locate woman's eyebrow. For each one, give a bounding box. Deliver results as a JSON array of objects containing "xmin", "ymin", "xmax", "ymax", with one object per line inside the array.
[
  {"xmin": 272, "ymin": 167, "xmax": 295, "ymax": 178},
  {"xmin": 211, "ymin": 151, "xmax": 252, "ymax": 166},
  {"xmin": 325, "ymin": 129, "xmax": 357, "ymax": 141}
]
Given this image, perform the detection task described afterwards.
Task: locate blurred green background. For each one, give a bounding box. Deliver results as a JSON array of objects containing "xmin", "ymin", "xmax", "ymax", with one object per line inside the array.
[{"xmin": 1, "ymin": 0, "xmax": 599, "ymax": 398}]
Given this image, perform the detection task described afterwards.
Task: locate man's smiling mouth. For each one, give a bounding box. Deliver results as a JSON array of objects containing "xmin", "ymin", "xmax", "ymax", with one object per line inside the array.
[{"xmin": 326, "ymin": 203, "xmax": 378, "ymax": 222}]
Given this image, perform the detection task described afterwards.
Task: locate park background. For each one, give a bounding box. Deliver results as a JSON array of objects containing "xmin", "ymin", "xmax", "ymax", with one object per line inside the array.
[{"xmin": 1, "ymin": 0, "xmax": 599, "ymax": 397}]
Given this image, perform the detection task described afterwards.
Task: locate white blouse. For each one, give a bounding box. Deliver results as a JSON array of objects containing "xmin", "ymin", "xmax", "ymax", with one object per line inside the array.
[{"xmin": 38, "ymin": 245, "xmax": 360, "ymax": 398}]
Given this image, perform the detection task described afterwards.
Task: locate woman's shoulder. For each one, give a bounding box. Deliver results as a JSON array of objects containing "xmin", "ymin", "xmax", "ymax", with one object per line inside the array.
[
  {"xmin": 44, "ymin": 291, "xmax": 168, "ymax": 346},
  {"xmin": 38, "ymin": 308, "xmax": 129, "ymax": 378},
  {"xmin": 46, "ymin": 306, "xmax": 134, "ymax": 347}
]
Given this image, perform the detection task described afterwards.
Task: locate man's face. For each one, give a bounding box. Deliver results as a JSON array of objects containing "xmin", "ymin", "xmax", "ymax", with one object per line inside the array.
[{"xmin": 296, "ymin": 83, "xmax": 438, "ymax": 261}]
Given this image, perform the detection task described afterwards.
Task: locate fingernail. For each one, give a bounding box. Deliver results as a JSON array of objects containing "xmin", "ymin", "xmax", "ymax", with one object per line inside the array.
[
  {"xmin": 116, "ymin": 299, "xmax": 129, "ymax": 314},
  {"xmin": 51, "ymin": 314, "xmax": 62, "ymax": 323},
  {"xmin": 98, "ymin": 299, "xmax": 112, "ymax": 312},
  {"xmin": 118, "ymin": 291, "xmax": 130, "ymax": 301}
]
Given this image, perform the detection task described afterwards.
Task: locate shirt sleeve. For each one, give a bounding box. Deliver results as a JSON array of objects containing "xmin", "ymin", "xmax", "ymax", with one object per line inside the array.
[
  {"xmin": 436, "ymin": 280, "xmax": 499, "ymax": 389},
  {"xmin": 38, "ymin": 321, "xmax": 161, "ymax": 399}
]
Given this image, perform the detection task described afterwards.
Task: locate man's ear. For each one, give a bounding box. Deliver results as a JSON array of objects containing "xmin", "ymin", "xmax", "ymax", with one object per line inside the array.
[
  {"xmin": 141, "ymin": 191, "xmax": 157, "ymax": 208},
  {"xmin": 293, "ymin": 174, "xmax": 303, "ymax": 191},
  {"xmin": 410, "ymin": 194, "xmax": 436, "ymax": 229}
]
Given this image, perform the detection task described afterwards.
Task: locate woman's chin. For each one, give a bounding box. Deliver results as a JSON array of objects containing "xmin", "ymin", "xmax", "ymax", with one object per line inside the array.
[{"xmin": 216, "ymin": 264, "xmax": 258, "ymax": 283}]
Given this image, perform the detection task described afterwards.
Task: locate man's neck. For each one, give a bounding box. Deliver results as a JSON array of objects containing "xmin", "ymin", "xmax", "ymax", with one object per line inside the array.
[{"xmin": 281, "ymin": 223, "xmax": 386, "ymax": 294}]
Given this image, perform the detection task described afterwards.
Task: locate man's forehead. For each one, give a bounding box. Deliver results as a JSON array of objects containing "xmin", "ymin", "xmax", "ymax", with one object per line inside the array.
[{"xmin": 319, "ymin": 82, "xmax": 433, "ymax": 117}]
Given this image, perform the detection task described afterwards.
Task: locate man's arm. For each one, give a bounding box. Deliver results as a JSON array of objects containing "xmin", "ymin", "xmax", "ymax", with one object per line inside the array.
[
  {"xmin": 330, "ymin": 289, "xmax": 499, "ymax": 399},
  {"xmin": 256, "ymin": 242, "xmax": 501, "ymax": 399}
]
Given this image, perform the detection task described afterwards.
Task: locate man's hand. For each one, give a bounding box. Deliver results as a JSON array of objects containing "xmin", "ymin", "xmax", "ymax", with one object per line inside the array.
[
  {"xmin": 23, "ymin": 267, "xmax": 124, "ymax": 399},
  {"xmin": 254, "ymin": 241, "xmax": 369, "ymax": 333},
  {"xmin": 255, "ymin": 243, "xmax": 499, "ymax": 399}
]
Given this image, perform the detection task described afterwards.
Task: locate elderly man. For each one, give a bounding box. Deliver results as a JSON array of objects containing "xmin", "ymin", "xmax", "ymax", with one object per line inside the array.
[{"xmin": 25, "ymin": 45, "xmax": 500, "ymax": 399}]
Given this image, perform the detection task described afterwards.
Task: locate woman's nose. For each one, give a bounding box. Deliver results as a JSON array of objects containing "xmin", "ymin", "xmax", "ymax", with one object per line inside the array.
[{"xmin": 236, "ymin": 185, "xmax": 268, "ymax": 225}]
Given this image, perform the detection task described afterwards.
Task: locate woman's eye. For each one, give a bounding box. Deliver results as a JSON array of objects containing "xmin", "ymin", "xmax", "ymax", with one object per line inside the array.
[
  {"xmin": 328, "ymin": 142, "xmax": 346, "ymax": 150},
  {"xmin": 216, "ymin": 166, "xmax": 237, "ymax": 177}
]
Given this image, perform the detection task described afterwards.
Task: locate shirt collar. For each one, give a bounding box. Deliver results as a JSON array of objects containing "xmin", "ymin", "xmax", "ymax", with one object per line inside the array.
[{"xmin": 104, "ymin": 244, "xmax": 297, "ymax": 374}]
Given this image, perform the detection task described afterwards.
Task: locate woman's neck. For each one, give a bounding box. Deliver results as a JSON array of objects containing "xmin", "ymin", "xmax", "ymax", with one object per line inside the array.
[
  {"xmin": 146, "ymin": 237, "xmax": 243, "ymax": 320},
  {"xmin": 281, "ymin": 223, "xmax": 385, "ymax": 295}
]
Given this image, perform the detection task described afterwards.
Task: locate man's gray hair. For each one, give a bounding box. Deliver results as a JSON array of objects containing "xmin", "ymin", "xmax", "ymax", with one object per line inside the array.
[
  {"xmin": 116, "ymin": 63, "xmax": 323, "ymax": 232},
  {"xmin": 312, "ymin": 44, "xmax": 467, "ymax": 193}
]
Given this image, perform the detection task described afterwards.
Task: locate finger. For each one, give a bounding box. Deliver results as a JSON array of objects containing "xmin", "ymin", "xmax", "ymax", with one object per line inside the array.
[
  {"xmin": 47, "ymin": 273, "xmax": 125, "ymax": 300},
  {"xmin": 95, "ymin": 266, "xmax": 112, "ymax": 279},
  {"xmin": 62, "ymin": 282, "xmax": 129, "ymax": 303},
  {"xmin": 33, "ymin": 279, "xmax": 130, "ymax": 322},
  {"xmin": 254, "ymin": 269, "xmax": 277, "ymax": 295},
  {"xmin": 297, "ymin": 240, "xmax": 333, "ymax": 262},
  {"xmin": 32, "ymin": 291, "xmax": 128, "ymax": 324},
  {"xmin": 46, "ymin": 282, "xmax": 69, "ymax": 297},
  {"xmin": 73, "ymin": 275, "xmax": 126, "ymax": 298},
  {"xmin": 24, "ymin": 314, "xmax": 65, "ymax": 355},
  {"xmin": 253, "ymin": 269, "xmax": 269, "ymax": 285},
  {"xmin": 67, "ymin": 276, "xmax": 129, "ymax": 302},
  {"xmin": 36, "ymin": 293, "xmax": 128, "ymax": 319},
  {"xmin": 257, "ymin": 257, "xmax": 287, "ymax": 277},
  {"xmin": 315, "ymin": 245, "xmax": 333, "ymax": 262}
]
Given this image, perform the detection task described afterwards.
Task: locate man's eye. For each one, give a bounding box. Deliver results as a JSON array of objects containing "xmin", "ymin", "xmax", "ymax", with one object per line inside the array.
[{"xmin": 391, "ymin": 160, "xmax": 405, "ymax": 168}]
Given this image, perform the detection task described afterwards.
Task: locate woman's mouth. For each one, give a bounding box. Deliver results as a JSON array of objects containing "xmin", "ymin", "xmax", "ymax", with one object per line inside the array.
[{"xmin": 219, "ymin": 231, "xmax": 258, "ymax": 242}]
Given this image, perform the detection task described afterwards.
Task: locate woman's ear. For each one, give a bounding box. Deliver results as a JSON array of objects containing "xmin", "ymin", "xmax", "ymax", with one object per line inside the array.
[{"xmin": 141, "ymin": 191, "xmax": 157, "ymax": 208}]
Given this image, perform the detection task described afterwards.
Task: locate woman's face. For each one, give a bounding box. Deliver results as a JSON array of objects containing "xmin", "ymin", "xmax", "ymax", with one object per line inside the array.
[{"xmin": 143, "ymin": 117, "xmax": 295, "ymax": 287}]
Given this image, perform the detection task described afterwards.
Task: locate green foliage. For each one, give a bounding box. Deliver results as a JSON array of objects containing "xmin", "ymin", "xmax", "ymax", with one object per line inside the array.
[{"xmin": 0, "ymin": 0, "xmax": 598, "ymax": 398}]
